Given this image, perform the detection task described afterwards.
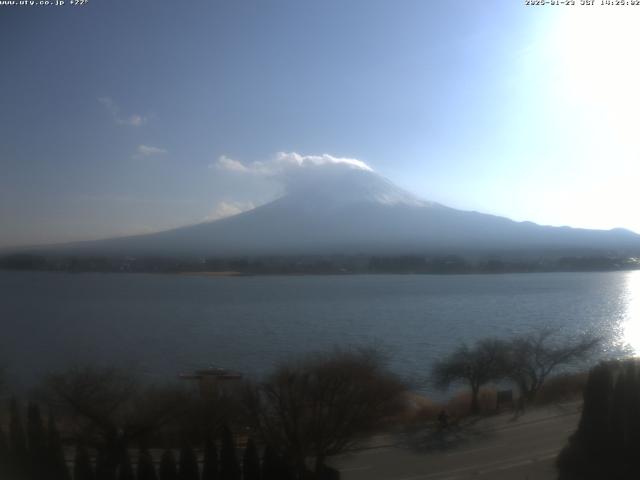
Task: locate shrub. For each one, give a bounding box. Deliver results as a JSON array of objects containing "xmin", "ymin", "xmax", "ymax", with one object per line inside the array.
[
  {"xmin": 534, "ymin": 372, "xmax": 588, "ymax": 405},
  {"xmin": 245, "ymin": 347, "xmax": 406, "ymax": 476}
]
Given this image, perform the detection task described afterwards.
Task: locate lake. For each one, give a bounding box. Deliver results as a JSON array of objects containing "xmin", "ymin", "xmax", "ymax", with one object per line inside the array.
[{"xmin": 1, "ymin": 270, "xmax": 638, "ymax": 392}]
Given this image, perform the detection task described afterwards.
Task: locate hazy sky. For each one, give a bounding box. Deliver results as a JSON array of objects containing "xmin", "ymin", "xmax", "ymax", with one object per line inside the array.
[{"xmin": 2, "ymin": 1, "xmax": 639, "ymax": 247}]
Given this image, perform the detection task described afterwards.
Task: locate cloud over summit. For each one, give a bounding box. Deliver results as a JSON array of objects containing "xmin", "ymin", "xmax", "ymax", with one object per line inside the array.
[
  {"xmin": 214, "ymin": 152, "xmax": 373, "ymax": 177},
  {"xmin": 210, "ymin": 152, "xmax": 382, "ymax": 209}
]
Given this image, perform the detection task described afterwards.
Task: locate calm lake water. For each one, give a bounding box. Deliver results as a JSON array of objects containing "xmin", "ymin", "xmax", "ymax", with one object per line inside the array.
[{"xmin": 1, "ymin": 270, "xmax": 639, "ymax": 392}]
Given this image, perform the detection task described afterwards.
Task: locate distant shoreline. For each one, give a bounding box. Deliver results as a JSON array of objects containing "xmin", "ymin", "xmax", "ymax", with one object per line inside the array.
[
  {"xmin": 2, "ymin": 267, "xmax": 640, "ymax": 277},
  {"xmin": 177, "ymin": 270, "xmax": 249, "ymax": 277},
  {"xmin": 1, "ymin": 252, "xmax": 639, "ymax": 276}
]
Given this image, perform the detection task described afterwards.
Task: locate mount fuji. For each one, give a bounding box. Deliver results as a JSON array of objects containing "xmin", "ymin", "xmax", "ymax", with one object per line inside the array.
[{"xmin": 39, "ymin": 163, "xmax": 640, "ymax": 258}]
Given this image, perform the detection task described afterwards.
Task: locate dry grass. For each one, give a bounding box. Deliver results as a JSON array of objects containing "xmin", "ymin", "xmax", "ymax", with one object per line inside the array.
[
  {"xmin": 397, "ymin": 372, "xmax": 588, "ymax": 428},
  {"xmin": 445, "ymin": 387, "xmax": 498, "ymax": 417},
  {"xmin": 394, "ymin": 387, "xmax": 502, "ymax": 427},
  {"xmin": 390, "ymin": 392, "xmax": 440, "ymax": 426},
  {"xmin": 534, "ymin": 372, "xmax": 587, "ymax": 405}
]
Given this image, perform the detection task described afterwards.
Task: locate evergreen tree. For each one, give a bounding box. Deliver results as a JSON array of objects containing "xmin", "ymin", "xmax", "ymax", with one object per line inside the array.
[
  {"xmin": 117, "ymin": 450, "xmax": 135, "ymax": 480},
  {"xmin": 0, "ymin": 427, "xmax": 10, "ymax": 480},
  {"xmin": 316, "ymin": 465, "xmax": 340, "ymax": 480},
  {"xmin": 178, "ymin": 445, "xmax": 199, "ymax": 480},
  {"xmin": 578, "ymin": 362, "xmax": 614, "ymax": 455},
  {"xmin": 27, "ymin": 403, "xmax": 47, "ymax": 476},
  {"xmin": 9, "ymin": 398, "xmax": 27, "ymax": 477},
  {"xmin": 610, "ymin": 364, "xmax": 630, "ymax": 475},
  {"xmin": 261, "ymin": 446, "xmax": 291, "ymax": 480},
  {"xmin": 73, "ymin": 445, "xmax": 95, "ymax": 480},
  {"xmin": 159, "ymin": 450, "xmax": 178, "ymax": 480},
  {"xmin": 628, "ymin": 364, "xmax": 640, "ymax": 473},
  {"xmin": 242, "ymin": 439, "xmax": 260, "ymax": 480},
  {"xmin": 261, "ymin": 446, "xmax": 278, "ymax": 480},
  {"xmin": 48, "ymin": 411, "xmax": 71, "ymax": 480},
  {"xmin": 557, "ymin": 359, "xmax": 640, "ymax": 479},
  {"xmin": 96, "ymin": 448, "xmax": 117, "ymax": 480},
  {"xmin": 137, "ymin": 447, "xmax": 158, "ymax": 480},
  {"xmin": 201, "ymin": 438, "xmax": 219, "ymax": 480},
  {"xmin": 219, "ymin": 426, "xmax": 240, "ymax": 480}
]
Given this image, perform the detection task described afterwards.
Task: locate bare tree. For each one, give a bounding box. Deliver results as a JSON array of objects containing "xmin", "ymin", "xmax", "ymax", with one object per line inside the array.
[
  {"xmin": 504, "ymin": 328, "xmax": 599, "ymax": 402},
  {"xmin": 432, "ymin": 338, "xmax": 508, "ymax": 414},
  {"xmin": 244, "ymin": 347, "xmax": 406, "ymax": 477},
  {"xmin": 175, "ymin": 384, "xmax": 244, "ymax": 445},
  {"xmin": 43, "ymin": 366, "xmax": 187, "ymax": 475}
]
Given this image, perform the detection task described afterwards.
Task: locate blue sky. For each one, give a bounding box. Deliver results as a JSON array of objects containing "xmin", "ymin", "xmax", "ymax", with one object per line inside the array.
[{"xmin": 1, "ymin": 1, "xmax": 639, "ymax": 247}]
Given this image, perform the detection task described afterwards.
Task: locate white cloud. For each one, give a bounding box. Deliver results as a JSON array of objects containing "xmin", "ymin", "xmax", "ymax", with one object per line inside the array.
[
  {"xmin": 214, "ymin": 155, "xmax": 250, "ymax": 173},
  {"xmin": 133, "ymin": 144, "xmax": 167, "ymax": 158},
  {"xmin": 213, "ymin": 151, "xmax": 373, "ymax": 176},
  {"xmin": 98, "ymin": 97, "xmax": 149, "ymax": 127},
  {"xmin": 125, "ymin": 114, "xmax": 146, "ymax": 127},
  {"xmin": 209, "ymin": 152, "xmax": 377, "ymax": 204},
  {"xmin": 205, "ymin": 201, "xmax": 256, "ymax": 221}
]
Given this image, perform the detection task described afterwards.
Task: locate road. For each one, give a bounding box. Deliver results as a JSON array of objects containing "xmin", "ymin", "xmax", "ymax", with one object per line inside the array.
[{"xmin": 330, "ymin": 403, "xmax": 581, "ymax": 480}]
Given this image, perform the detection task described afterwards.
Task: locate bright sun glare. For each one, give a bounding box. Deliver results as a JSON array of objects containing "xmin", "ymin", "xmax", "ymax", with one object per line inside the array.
[
  {"xmin": 544, "ymin": 8, "xmax": 640, "ymax": 233},
  {"xmin": 556, "ymin": 8, "xmax": 640, "ymax": 133}
]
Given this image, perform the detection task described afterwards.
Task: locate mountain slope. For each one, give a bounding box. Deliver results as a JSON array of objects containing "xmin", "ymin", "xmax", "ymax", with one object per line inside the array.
[{"xmin": 38, "ymin": 167, "xmax": 640, "ymax": 258}]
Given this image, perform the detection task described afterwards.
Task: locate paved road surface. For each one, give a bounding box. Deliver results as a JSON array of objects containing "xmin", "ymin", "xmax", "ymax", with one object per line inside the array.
[{"xmin": 330, "ymin": 403, "xmax": 581, "ymax": 480}]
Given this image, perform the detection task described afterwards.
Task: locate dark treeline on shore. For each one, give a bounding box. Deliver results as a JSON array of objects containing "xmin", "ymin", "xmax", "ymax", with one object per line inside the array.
[{"xmin": 1, "ymin": 252, "xmax": 639, "ymax": 275}]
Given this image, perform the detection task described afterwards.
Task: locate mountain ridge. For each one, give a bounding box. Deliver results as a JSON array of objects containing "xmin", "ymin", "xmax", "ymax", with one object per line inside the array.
[{"xmin": 6, "ymin": 168, "xmax": 640, "ymax": 258}]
